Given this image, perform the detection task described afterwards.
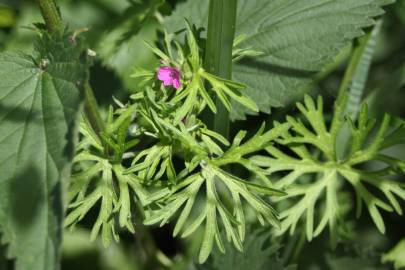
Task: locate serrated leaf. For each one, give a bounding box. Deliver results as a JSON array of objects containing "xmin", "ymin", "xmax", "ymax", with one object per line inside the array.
[
  {"xmin": 165, "ymin": 0, "xmax": 393, "ymax": 120},
  {"xmin": 0, "ymin": 33, "xmax": 86, "ymax": 269}
]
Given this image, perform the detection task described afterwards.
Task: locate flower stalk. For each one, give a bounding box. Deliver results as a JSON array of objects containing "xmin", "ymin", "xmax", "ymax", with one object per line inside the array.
[{"xmin": 204, "ymin": 0, "xmax": 237, "ymax": 138}]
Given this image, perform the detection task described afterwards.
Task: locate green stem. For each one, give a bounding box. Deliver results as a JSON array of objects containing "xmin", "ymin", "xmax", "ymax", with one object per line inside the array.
[
  {"xmin": 84, "ymin": 82, "xmax": 105, "ymax": 135},
  {"xmin": 37, "ymin": 0, "xmax": 105, "ymax": 136},
  {"xmin": 335, "ymin": 24, "xmax": 380, "ymax": 159},
  {"xmin": 133, "ymin": 203, "xmax": 164, "ymax": 269},
  {"xmin": 36, "ymin": 0, "xmax": 64, "ymax": 33},
  {"xmin": 336, "ymin": 26, "xmax": 376, "ymax": 109},
  {"xmin": 204, "ymin": 0, "xmax": 237, "ymax": 138},
  {"xmin": 291, "ymin": 229, "xmax": 306, "ymax": 261}
]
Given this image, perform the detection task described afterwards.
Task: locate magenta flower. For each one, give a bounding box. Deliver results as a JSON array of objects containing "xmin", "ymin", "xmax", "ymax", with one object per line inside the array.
[{"xmin": 157, "ymin": 66, "xmax": 181, "ymax": 89}]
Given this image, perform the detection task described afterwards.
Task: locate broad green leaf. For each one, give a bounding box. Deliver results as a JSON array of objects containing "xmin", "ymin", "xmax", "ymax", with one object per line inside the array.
[
  {"xmin": 165, "ymin": 0, "xmax": 393, "ymax": 120},
  {"xmin": 0, "ymin": 32, "xmax": 87, "ymax": 270},
  {"xmin": 0, "ymin": 7, "xmax": 15, "ymax": 28}
]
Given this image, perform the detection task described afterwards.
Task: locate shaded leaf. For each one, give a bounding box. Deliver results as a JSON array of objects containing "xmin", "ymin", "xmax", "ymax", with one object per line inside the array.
[
  {"xmin": 199, "ymin": 228, "xmax": 296, "ymax": 270},
  {"xmin": 0, "ymin": 32, "xmax": 87, "ymax": 270}
]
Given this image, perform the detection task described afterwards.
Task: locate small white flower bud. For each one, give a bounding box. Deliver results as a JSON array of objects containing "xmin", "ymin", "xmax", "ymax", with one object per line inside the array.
[
  {"xmin": 128, "ymin": 124, "xmax": 138, "ymax": 136},
  {"xmin": 87, "ymin": 49, "xmax": 97, "ymax": 57}
]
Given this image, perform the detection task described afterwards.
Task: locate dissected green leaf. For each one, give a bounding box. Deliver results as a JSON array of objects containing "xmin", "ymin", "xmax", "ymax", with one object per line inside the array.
[
  {"xmin": 65, "ymin": 107, "xmax": 155, "ymax": 245},
  {"xmin": 139, "ymin": 121, "xmax": 288, "ymax": 263},
  {"xmin": 382, "ymin": 239, "xmax": 405, "ymax": 270},
  {"xmin": 165, "ymin": 0, "xmax": 393, "ymax": 120},
  {"xmin": 199, "ymin": 228, "xmax": 296, "ymax": 270},
  {"xmin": 251, "ymin": 95, "xmax": 405, "ymax": 243},
  {"xmin": 0, "ymin": 32, "xmax": 88, "ymax": 270}
]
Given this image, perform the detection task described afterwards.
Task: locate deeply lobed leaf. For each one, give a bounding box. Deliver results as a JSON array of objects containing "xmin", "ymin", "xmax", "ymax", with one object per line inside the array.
[{"xmin": 252, "ymin": 95, "xmax": 405, "ymax": 243}]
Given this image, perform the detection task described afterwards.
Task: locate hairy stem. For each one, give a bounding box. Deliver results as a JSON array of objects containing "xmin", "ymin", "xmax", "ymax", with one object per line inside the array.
[
  {"xmin": 36, "ymin": 0, "xmax": 64, "ymax": 33},
  {"xmin": 336, "ymin": 25, "xmax": 378, "ymax": 111},
  {"xmin": 335, "ymin": 24, "xmax": 380, "ymax": 159},
  {"xmin": 203, "ymin": 0, "xmax": 237, "ymax": 138},
  {"xmin": 37, "ymin": 0, "xmax": 105, "ymax": 135},
  {"xmin": 133, "ymin": 203, "xmax": 165, "ymax": 269},
  {"xmin": 84, "ymin": 82, "xmax": 105, "ymax": 135}
]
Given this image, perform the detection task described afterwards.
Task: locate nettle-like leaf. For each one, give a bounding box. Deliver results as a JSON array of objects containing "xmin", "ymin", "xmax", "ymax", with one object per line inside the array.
[
  {"xmin": 0, "ymin": 31, "xmax": 88, "ymax": 270},
  {"xmin": 251, "ymin": 95, "xmax": 405, "ymax": 245},
  {"xmin": 165, "ymin": 0, "xmax": 393, "ymax": 120}
]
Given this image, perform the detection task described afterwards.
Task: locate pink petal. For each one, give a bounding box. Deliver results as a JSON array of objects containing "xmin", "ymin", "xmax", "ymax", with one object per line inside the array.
[
  {"xmin": 171, "ymin": 68, "xmax": 181, "ymax": 76},
  {"xmin": 163, "ymin": 78, "xmax": 173, "ymax": 86},
  {"xmin": 159, "ymin": 67, "xmax": 174, "ymax": 73},
  {"xmin": 157, "ymin": 66, "xmax": 182, "ymax": 89},
  {"xmin": 172, "ymin": 79, "xmax": 181, "ymax": 89},
  {"xmin": 157, "ymin": 67, "xmax": 173, "ymax": 81}
]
